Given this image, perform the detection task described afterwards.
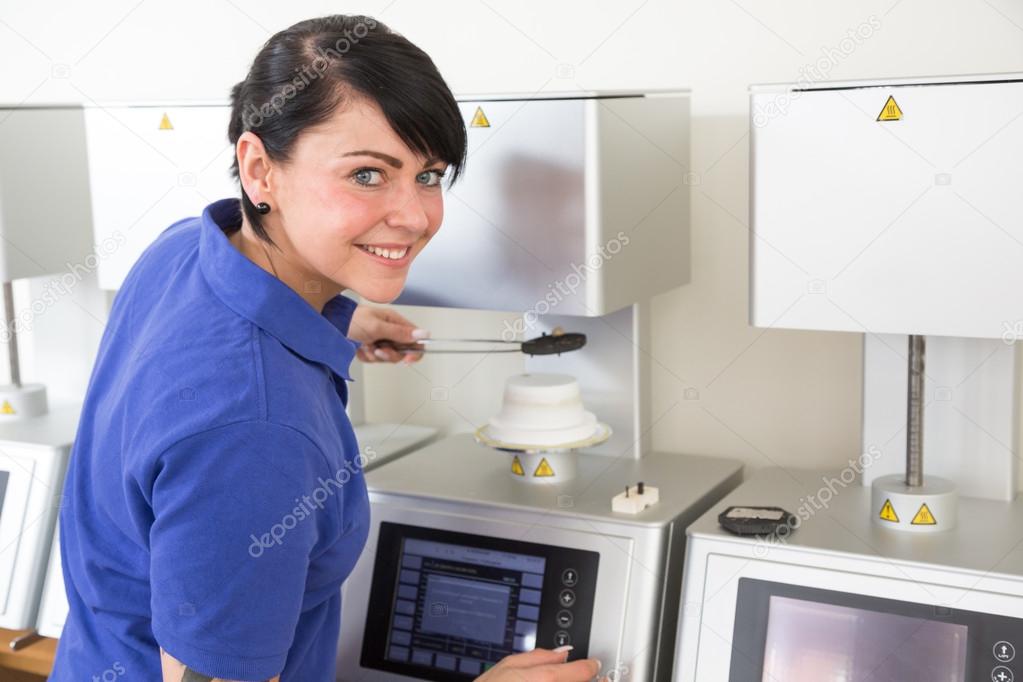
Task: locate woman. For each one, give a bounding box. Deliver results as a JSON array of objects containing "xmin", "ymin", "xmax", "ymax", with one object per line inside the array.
[{"xmin": 50, "ymin": 14, "xmax": 602, "ymax": 682}]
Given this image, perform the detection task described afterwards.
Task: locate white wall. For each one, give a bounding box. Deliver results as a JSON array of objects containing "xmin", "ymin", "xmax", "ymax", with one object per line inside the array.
[{"xmin": 1, "ymin": 0, "xmax": 1021, "ymax": 474}]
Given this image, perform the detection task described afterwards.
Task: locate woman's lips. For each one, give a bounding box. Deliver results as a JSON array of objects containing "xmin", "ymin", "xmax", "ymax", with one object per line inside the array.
[{"xmin": 356, "ymin": 243, "xmax": 412, "ymax": 267}]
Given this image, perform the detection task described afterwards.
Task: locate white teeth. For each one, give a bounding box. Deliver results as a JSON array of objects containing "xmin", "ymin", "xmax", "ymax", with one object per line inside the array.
[{"xmin": 359, "ymin": 244, "xmax": 408, "ymax": 260}]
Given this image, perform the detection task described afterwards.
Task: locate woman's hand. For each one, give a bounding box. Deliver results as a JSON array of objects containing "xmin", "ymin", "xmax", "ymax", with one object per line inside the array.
[
  {"xmin": 477, "ymin": 648, "xmax": 604, "ymax": 682},
  {"xmin": 348, "ymin": 305, "xmax": 430, "ymax": 364}
]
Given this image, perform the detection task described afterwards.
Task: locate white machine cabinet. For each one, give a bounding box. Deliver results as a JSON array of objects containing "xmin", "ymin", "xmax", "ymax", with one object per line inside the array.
[
  {"xmin": 87, "ymin": 93, "xmax": 691, "ymax": 317},
  {"xmin": 674, "ymin": 468, "xmax": 1023, "ymax": 681},
  {"xmin": 337, "ymin": 434, "xmax": 742, "ymax": 682},
  {"xmin": 36, "ymin": 527, "xmax": 68, "ymax": 638},
  {"xmin": 750, "ymin": 75, "xmax": 1023, "ymax": 339},
  {"xmin": 84, "ymin": 104, "xmax": 238, "ymax": 290},
  {"xmin": 0, "ymin": 405, "xmax": 78, "ymax": 630}
]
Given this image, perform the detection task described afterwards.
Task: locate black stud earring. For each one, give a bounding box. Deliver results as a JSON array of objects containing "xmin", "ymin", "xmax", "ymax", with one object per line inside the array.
[{"xmin": 255, "ymin": 202, "xmax": 271, "ymax": 215}]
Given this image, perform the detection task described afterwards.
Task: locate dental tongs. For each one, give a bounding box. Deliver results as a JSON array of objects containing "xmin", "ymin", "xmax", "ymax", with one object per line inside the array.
[{"xmin": 373, "ymin": 329, "xmax": 586, "ymax": 356}]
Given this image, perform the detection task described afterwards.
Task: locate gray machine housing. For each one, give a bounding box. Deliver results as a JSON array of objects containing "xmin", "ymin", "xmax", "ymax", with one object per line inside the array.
[
  {"xmin": 336, "ymin": 434, "xmax": 742, "ymax": 682},
  {"xmin": 335, "ymin": 90, "xmax": 733, "ymax": 682},
  {"xmin": 396, "ymin": 91, "xmax": 691, "ymax": 316},
  {"xmin": 675, "ymin": 467, "xmax": 1023, "ymax": 680}
]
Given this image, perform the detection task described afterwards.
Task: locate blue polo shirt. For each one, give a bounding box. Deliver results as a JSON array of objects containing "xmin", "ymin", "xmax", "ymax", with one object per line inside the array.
[{"xmin": 51, "ymin": 198, "xmax": 370, "ymax": 681}]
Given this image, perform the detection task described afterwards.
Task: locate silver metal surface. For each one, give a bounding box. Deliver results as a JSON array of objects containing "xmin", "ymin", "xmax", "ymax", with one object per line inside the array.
[
  {"xmin": 396, "ymin": 93, "xmax": 690, "ymax": 317},
  {"xmin": 687, "ymin": 467, "xmax": 1023, "ymax": 575},
  {"xmin": 352, "ymin": 423, "xmax": 439, "ymax": 472},
  {"xmin": 906, "ymin": 334, "xmax": 925, "ymax": 487},
  {"xmin": 361, "ymin": 433, "xmax": 741, "ymax": 526},
  {"xmin": 3, "ymin": 282, "xmax": 18, "ymax": 387},
  {"xmin": 0, "ymin": 107, "xmax": 94, "ymax": 282},
  {"xmin": 337, "ymin": 433, "xmax": 742, "ymax": 682},
  {"xmin": 380, "ymin": 338, "xmax": 522, "ymax": 354}
]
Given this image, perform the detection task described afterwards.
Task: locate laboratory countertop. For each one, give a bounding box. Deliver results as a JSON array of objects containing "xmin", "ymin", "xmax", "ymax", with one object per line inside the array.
[{"xmin": 365, "ymin": 432, "xmax": 744, "ymax": 528}]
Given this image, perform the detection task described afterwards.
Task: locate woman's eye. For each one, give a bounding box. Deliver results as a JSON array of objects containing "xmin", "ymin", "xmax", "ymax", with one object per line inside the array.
[
  {"xmin": 352, "ymin": 168, "xmax": 384, "ymax": 186},
  {"xmin": 417, "ymin": 169, "xmax": 446, "ymax": 187}
]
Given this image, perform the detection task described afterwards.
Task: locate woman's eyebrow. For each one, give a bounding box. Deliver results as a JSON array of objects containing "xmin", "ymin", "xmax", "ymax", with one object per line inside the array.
[
  {"xmin": 342, "ymin": 150, "xmax": 446, "ymax": 169},
  {"xmin": 342, "ymin": 150, "xmax": 403, "ymax": 168}
]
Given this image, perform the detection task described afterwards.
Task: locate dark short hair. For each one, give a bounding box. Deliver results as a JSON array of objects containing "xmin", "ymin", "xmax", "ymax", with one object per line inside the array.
[{"xmin": 228, "ymin": 15, "xmax": 467, "ymax": 242}]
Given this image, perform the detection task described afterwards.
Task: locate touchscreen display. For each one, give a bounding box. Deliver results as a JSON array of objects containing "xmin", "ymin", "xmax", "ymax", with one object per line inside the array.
[
  {"xmin": 362, "ymin": 523, "xmax": 600, "ymax": 680},
  {"xmin": 761, "ymin": 595, "xmax": 968, "ymax": 681},
  {"xmin": 383, "ymin": 537, "xmax": 545, "ymax": 676}
]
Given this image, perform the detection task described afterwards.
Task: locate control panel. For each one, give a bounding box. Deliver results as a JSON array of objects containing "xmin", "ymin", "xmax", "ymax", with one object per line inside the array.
[{"xmin": 360, "ymin": 522, "xmax": 599, "ymax": 680}]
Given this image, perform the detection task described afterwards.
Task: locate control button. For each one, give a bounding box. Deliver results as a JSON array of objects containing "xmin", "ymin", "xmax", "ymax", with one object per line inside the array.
[
  {"xmin": 995, "ymin": 641, "xmax": 1016, "ymax": 663},
  {"xmin": 554, "ymin": 631, "xmax": 572, "ymax": 647},
  {"xmin": 561, "ymin": 569, "xmax": 579, "ymax": 587},
  {"xmin": 558, "ymin": 589, "xmax": 576, "ymax": 608},
  {"xmin": 556, "ymin": 610, "xmax": 574, "ymax": 628},
  {"xmin": 993, "ymin": 666, "xmax": 1014, "ymax": 682}
]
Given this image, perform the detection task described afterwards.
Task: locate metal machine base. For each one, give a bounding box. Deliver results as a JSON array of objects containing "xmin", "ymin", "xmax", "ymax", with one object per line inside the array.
[
  {"xmin": 337, "ymin": 433, "xmax": 742, "ymax": 682},
  {"xmin": 0, "ymin": 383, "xmax": 47, "ymax": 420}
]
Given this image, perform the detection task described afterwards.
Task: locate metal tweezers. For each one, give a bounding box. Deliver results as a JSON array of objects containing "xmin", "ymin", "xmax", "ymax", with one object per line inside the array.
[{"xmin": 373, "ymin": 331, "xmax": 586, "ymax": 356}]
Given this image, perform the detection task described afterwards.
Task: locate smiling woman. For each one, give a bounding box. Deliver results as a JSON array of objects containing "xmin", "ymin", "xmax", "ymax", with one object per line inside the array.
[
  {"xmin": 49, "ymin": 14, "xmax": 468, "ymax": 682},
  {"xmin": 49, "ymin": 13, "xmax": 602, "ymax": 682},
  {"xmin": 226, "ymin": 15, "xmax": 467, "ymax": 308}
]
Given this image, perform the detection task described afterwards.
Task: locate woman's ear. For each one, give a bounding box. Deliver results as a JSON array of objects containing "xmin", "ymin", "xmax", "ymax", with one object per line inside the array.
[{"xmin": 236, "ymin": 131, "xmax": 273, "ymax": 203}]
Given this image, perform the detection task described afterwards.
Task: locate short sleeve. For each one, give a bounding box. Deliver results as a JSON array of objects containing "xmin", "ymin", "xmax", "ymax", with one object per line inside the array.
[{"xmin": 149, "ymin": 421, "xmax": 339, "ymax": 680}]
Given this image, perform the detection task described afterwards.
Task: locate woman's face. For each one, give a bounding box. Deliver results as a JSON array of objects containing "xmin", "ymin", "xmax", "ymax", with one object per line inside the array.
[{"xmin": 261, "ymin": 94, "xmax": 448, "ymax": 304}]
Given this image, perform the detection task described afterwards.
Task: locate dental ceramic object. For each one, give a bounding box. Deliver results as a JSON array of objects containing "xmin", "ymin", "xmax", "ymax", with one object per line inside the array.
[{"xmin": 485, "ymin": 373, "xmax": 602, "ymax": 447}]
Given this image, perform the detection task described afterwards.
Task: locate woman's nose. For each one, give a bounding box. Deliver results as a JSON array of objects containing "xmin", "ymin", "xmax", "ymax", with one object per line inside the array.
[{"xmin": 385, "ymin": 187, "xmax": 430, "ymax": 233}]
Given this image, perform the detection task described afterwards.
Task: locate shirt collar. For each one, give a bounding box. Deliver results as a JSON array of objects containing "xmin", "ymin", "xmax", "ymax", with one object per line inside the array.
[{"xmin": 198, "ymin": 198, "xmax": 361, "ymax": 381}]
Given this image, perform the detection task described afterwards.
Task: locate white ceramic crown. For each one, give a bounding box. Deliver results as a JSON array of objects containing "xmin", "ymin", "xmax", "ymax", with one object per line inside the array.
[{"xmin": 486, "ymin": 373, "xmax": 600, "ymax": 447}]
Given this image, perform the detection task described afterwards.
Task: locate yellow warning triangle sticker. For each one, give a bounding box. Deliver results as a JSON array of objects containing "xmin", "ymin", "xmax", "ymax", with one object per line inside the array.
[
  {"xmin": 158, "ymin": 112, "xmax": 174, "ymax": 130},
  {"xmin": 0, "ymin": 400, "xmax": 14, "ymax": 415},
  {"xmin": 877, "ymin": 95, "xmax": 903, "ymax": 121},
  {"xmin": 878, "ymin": 499, "xmax": 899, "ymax": 523},
  {"xmin": 911, "ymin": 503, "xmax": 937, "ymax": 525},
  {"xmin": 470, "ymin": 106, "xmax": 491, "ymax": 128},
  {"xmin": 533, "ymin": 457, "xmax": 555, "ymax": 477},
  {"xmin": 511, "ymin": 456, "xmax": 525, "ymax": 476}
]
